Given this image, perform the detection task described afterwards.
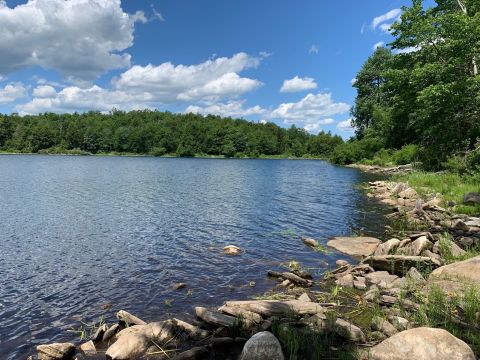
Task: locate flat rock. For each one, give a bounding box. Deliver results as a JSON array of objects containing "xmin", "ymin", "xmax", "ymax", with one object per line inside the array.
[
  {"xmin": 195, "ymin": 307, "xmax": 237, "ymax": 327},
  {"xmin": 428, "ymin": 255, "xmax": 480, "ymax": 289},
  {"xmin": 363, "ymin": 255, "xmax": 441, "ymax": 276},
  {"xmin": 327, "ymin": 237, "xmax": 381, "ymax": 257},
  {"xmin": 365, "ymin": 271, "xmax": 398, "ymax": 286},
  {"xmin": 240, "ymin": 331, "xmax": 284, "ymax": 360},
  {"xmin": 37, "ymin": 343, "xmax": 75, "ymax": 360},
  {"xmin": 368, "ymin": 327, "xmax": 475, "ymax": 360},
  {"xmin": 335, "ymin": 273, "xmax": 354, "ymax": 287}
]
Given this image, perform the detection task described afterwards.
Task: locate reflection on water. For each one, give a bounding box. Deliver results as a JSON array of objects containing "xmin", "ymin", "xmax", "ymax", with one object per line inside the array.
[{"xmin": 0, "ymin": 155, "xmax": 386, "ymax": 358}]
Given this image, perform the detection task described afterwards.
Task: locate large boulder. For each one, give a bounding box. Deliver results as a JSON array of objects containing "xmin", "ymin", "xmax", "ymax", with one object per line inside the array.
[
  {"xmin": 463, "ymin": 192, "xmax": 480, "ymax": 205},
  {"xmin": 363, "ymin": 255, "xmax": 441, "ymax": 276},
  {"xmin": 368, "ymin": 327, "xmax": 475, "ymax": 360},
  {"xmin": 327, "ymin": 237, "xmax": 381, "ymax": 257},
  {"xmin": 37, "ymin": 343, "xmax": 75, "ymax": 360},
  {"xmin": 106, "ymin": 321, "xmax": 175, "ymax": 360},
  {"xmin": 427, "ymin": 255, "xmax": 480, "ymax": 293},
  {"xmin": 240, "ymin": 331, "xmax": 284, "ymax": 360}
]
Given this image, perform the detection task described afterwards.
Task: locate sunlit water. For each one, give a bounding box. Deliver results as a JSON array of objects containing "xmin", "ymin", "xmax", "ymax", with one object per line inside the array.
[{"xmin": 0, "ymin": 155, "xmax": 387, "ymax": 358}]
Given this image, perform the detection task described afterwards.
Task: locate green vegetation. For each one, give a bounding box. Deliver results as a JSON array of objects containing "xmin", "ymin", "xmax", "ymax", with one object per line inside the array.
[
  {"xmin": 332, "ymin": 0, "xmax": 480, "ymax": 171},
  {"xmin": 0, "ymin": 111, "xmax": 343, "ymax": 159},
  {"xmin": 394, "ymin": 171, "xmax": 480, "ymax": 215}
]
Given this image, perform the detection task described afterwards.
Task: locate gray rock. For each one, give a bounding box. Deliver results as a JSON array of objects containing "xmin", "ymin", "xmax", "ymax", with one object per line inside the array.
[
  {"xmin": 428, "ymin": 255, "xmax": 480, "ymax": 290},
  {"xmin": 451, "ymin": 219, "xmax": 470, "ymax": 232},
  {"xmin": 389, "ymin": 316, "xmax": 409, "ymax": 331},
  {"xmin": 365, "ymin": 271, "xmax": 398, "ymax": 286},
  {"xmin": 116, "ymin": 310, "xmax": 146, "ymax": 326},
  {"xmin": 335, "ymin": 259, "xmax": 349, "ymax": 267},
  {"xmin": 335, "ymin": 273, "xmax": 354, "ymax": 288},
  {"xmin": 398, "ymin": 188, "xmax": 417, "ymax": 199},
  {"xmin": 240, "ymin": 331, "xmax": 284, "ymax": 360},
  {"xmin": 327, "ymin": 236, "xmax": 381, "ymax": 257},
  {"xmin": 334, "ymin": 318, "xmax": 366, "ymax": 342},
  {"xmin": 371, "ymin": 316, "xmax": 397, "ymax": 337},
  {"xmin": 374, "ymin": 239, "xmax": 401, "ymax": 256},
  {"xmin": 302, "ymin": 236, "xmax": 319, "ymax": 248},
  {"xmin": 397, "ymin": 236, "xmax": 432, "ymax": 256},
  {"xmin": 368, "ymin": 327, "xmax": 475, "ymax": 360},
  {"xmin": 103, "ymin": 323, "xmax": 119, "ymax": 342},
  {"xmin": 363, "ymin": 255, "xmax": 441, "ymax": 276},
  {"xmin": 223, "ymin": 245, "xmax": 242, "ymax": 255},
  {"xmin": 297, "ymin": 293, "xmax": 312, "ymax": 302},
  {"xmin": 463, "ymin": 192, "xmax": 480, "ymax": 205},
  {"xmin": 406, "ymin": 267, "xmax": 426, "ymax": 284},
  {"xmin": 79, "ymin": 341, "xmax": 96, "ymax": 356},
  {"xmin": 353, "ymin": 277, "xmax": 367, "ymax": 290},
  {"xmin": 37, "ymin": 343, "xmax": 75, "ymax": 360}
]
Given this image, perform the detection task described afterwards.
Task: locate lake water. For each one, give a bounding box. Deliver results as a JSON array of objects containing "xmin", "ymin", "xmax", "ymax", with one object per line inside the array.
[{"xmin": 0, "ymin": 155, "xmax": 386, "ymax": 358}]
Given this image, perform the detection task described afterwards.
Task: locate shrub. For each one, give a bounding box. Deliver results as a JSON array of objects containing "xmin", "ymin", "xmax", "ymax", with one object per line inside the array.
[{"xmin": 392, "ymin": 144, "xmax": 418, "ymax": 165}]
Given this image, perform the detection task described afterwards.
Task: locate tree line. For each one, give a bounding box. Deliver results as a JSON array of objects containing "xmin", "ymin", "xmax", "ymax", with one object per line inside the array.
[
  {"xmin": 334, "ymin": 0, "xmax": 480, "ymax": 171},
  {"xmin": 0, "ymin": 111, "xmax": 343, "ymax": 158}
]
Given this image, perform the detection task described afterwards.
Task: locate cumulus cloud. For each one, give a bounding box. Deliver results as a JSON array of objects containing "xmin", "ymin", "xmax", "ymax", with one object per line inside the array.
[
  {"xmin": 372, "ymin": 9, "xmax": 401, "ymax": 31},
  {"xmin": 0, "ymin": 0, "xmax": 145, "ymax": 82},
  {"xmin": 114, "ymin": 53, "xmax": 262, "ymax": 102},
  {"xmin": 16, "ymin": 53, "xmax": 265, "ymax": 114},
  {"xmin": 271, "ymin": 93, "xmax": 350, "ymax": 123},
  {"xmin": 303, "ymin": 118, "xmax": 335, "ymax": 134},
  {"xmin": 0, "ymin": 82, "xmax": 27, "ymax": 104},
  {"xmin": 337, "ymin": 119, "xmax": 355, "ymax": 132},
  {"xmin": 185, "ymin": 100, "xmax": 266, "ymax": 118},
  {"xmin": 280, "ymin": 76, "xmax": 317, "ymax": 93}
]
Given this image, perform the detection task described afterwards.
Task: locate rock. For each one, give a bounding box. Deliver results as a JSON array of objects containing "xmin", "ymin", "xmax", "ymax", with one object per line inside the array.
[
  {"xmin": 116, "ymin": 310, "xmax": 146, "ymax": 326},
  {"xmin": 37, "ymin": 343, "xmax": 75, "ymax": 360},
  {"xmin": 388, "ymin": 277, "xmax": 407, "ymax": 289},
  {"xmin": 79, "ymin": 341, "xmax": 96, "ymax": 356},
  {"xmin": 173, "ymin": 318, "xmax": 210, "ymax": 340},
  {"xmin": 392, "ymin": 183, "xmax": 409, "ymax": 195},
  {"xmin": 240, "ymin": 331, "xmax": 284, "ymax": 360},
  {"xmin": 423, "ymin": 250, "xmax": 442, "ymax": 262},
  {"xmin": 389, "ymin": 316, "xmax": 409, "ymax": 331},
  {"xmin": 428, "ymin": 255, "xmax": 480, "ymax": 288},
  {"xmin": 103, "ymin": 323, "xmax": 120, "ymax": 342},
  {"xmin": 374, "ymin": 239, "xmax": 401, "ymax": 256},
  {"xmin": 91, "ymin": 323, "xmax": 107, "ymax": 342},
  {"xmin": 223, "ymin": 245, "xmax": 242, "ymax": 255},
  {"xmin": 353, "ymin": 277, "xmax": 367, "ymax": 290},
  {"xmin": 302, "ymin": 236, "xmax": 319, "ymax": 248},
  {"xmin": 172, "ymin": 346, "xmax": 209, "ymax": 360},
  {"xmin": 363, "ymin": 255, "xmax": 441, "ymax": 276},
  {"xmin": 368, "ymin": 327, "xmax": 476, "ymax": 360},
  {"xmin": 195, "ymin": 307, "xmax": 237, "ymax": 327},
  {"xmin": 465, "ymin": 218, "xmax": 480, "ymax": 227},
  {"xmin": 434, "ymin": 239, "xmax": 466, "ymax": 258},
  {"xmin": 335, "ymin": 259, "xmax": 349, "ymax": 267},
  {"xmin": 398, "ymin": 188, "xmax": 417, "ymax": 199},
  {"xmin": 406, "ymin": 267, "xmax": 425, "ymax": 284},
  {"xmin": 335, "ymin": 273, "xmax": 354, "ymax": 287},
  {"xmin": 452, "ymin": 219, "xmax": 470, "ymax": 232},
  {"xmin": 334, "ymin": 318, "xmax": 366, "ymax": 342},
  {"xmin": 365, "ymin": 271, "xmax": 398, "ymax": 286},
  {"xmin": 397, "ymin": 236, "xmax": 432, "ymax": 256},
  {"xmin": 459, "ymin": 237, "xmax": 475, "ymax": 249},
  {"xmin": 297, "ymin": 293, "xmax": 312, "ymax": 302},
  {"xmin": 463, "ymin": 192, "xmax": 480, "ymax": 205},
  {"xmin": 327, "ymin": 237, "xmax": 381, "ymax": 257},
  {"xmin": 303, "ymin": 313, "xmax": 328, "ymax": 332},
  {"xmin": 218, "ymin": 305, "xmax": 263, "ymax": 327},
  {"xmin": 171, "ymin": 282, "xmax": 187, "ymax": 291},
  {"xmin": 106, "ymin": 321, "xmax": 175, "ymax": 360},
  {"xmin": 223, "ymin": 300, "xmax": 325, "ymax": 317},
  {"xmin": 371, "ymin": 316, "xmax": 397, "ymax": 337}
]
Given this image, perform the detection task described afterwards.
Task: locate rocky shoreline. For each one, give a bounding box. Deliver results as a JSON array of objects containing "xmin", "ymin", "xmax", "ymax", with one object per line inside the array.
[{"xmin": 31, "ymin": 178, "xmax": 480, "ymax": 360}]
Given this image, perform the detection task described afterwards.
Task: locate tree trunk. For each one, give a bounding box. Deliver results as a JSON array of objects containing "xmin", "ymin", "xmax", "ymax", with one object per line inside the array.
[{"xmin": 456, "ymin": 0, "xmax": 478, "ymax": 76}]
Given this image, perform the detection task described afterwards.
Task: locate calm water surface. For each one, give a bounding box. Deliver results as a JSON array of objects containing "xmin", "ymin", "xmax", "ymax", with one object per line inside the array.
[{"xmin": 0, "ymin": 155, "xmax": 387, "ymax": 359}]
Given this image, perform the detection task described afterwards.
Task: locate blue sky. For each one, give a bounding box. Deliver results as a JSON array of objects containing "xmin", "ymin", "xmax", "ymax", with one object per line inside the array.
[{"xmin": 0, "ymin": 0, "xmax": 431, "ymax": 136}]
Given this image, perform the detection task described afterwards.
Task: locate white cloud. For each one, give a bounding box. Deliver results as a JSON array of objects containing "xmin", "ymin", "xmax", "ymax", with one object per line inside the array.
[
  {"xmin": 350, "ymin": 78, "xmax": 357, "ymax": 86},
  {"xmin": 379, "ymin": 23, "xmax": 393, "ymax": 33},
  {"xmin": 280, "ymin": 76, "xmax": 317, "ymax": 93},
  {"xmin": 0, "ymin": 82, "xmax": 27, "ymax": 104},
  {"xmin": 303, "ymin": 119, "xmax": 334, "ymax": 134},
  {"xmin": 114, "ymin": 53, "xmax": 262, "ymax": 102},
  {"xmin": 32, "ymin": 85, "xmax": 57, "ymax": 99},
  {"xmin": 185, "ymin": 100, "xmax": 265, "ymax": 118},
  {"xmin": 0, "ymin": 0, "xmax": 145, "ymax": 82},
  {"xmin": 337, "ymin": 119, "xmax": 355, "ymax": 132},
  {"xmin": 309, "ymin": 45, "xmax": 319, "ymax": 54},
  {"xmin": 150, "ymin": 4, "xmax": 165, "ymax": 21},
  {"xmin": 373, "ymin": 41, "xmax": 385, "ymax": 51},
  {"xmin": 271, "ymin": 93, "xmax": 349, "ymax": 123},
  {"xmin": 372, "ymin": 9, "xmax": 401, "ymax": 30}
]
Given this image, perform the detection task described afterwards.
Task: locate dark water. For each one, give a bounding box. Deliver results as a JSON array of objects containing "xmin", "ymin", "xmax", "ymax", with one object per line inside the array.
[{"xmin": 0, "ymin": 155, "xmax": 386, "ymax": 359}]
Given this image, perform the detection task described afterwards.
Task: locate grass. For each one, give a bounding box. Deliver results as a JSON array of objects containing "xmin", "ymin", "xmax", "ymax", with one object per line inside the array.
[
  {"xmin": 394, "ymin": 171, "xmax": 480, "ymax": 215},
  {"xmin": 438, "ymin": 233, "xmax": 480, "ymax": 264},
  {"xmin": 67, "ymin": 316, "xmax": 105, "ymax": 341}
]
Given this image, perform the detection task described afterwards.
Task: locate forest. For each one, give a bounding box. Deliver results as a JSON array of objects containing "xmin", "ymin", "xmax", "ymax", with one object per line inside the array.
[
  {"xmin": 0, "ymin": 111, "xmax": 343, "ymax": 158},
  {"xmin": 333, "ymin": 0, "xmax": 480, "ymax": 171}
]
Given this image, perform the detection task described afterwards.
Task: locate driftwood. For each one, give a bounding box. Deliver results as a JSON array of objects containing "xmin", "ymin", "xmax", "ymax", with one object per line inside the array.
[
  {"xmin": 173, "ymin": 318, "xmax": 210, "ymax": 340},
  {"xmin": 195, "ymin": 307, "xmax": 237, "ymax": 327},
  {"xmin": 267, "ymin": 271, "xmax": 312, "ymax": 287},
  {"xmin": 116, "ymin": 310, "xmax": 146, "ymax": 326},
  {"xmin": 217, "ymin": 305, "xmax": 263, "ymax": 325},
  {"xmin": 223, "ymin": 300, "xmax": 324, "ymax": 317}
]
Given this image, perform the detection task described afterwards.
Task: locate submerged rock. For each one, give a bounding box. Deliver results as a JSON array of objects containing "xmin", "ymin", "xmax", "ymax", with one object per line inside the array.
[
  {"xmin": 240, "ymin": 331, "xmax": 284, "ymax": 360},
  {"xmin": 327, "ymin": 237, "xmax": 381, "ymax": 257},
  {"xmin": 223, "ymin": 245, "xmax": 242, "ymax": 255},
  {"xmin": 368, "ymin": 327, "xmax": 475, "ymax": 360}
]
